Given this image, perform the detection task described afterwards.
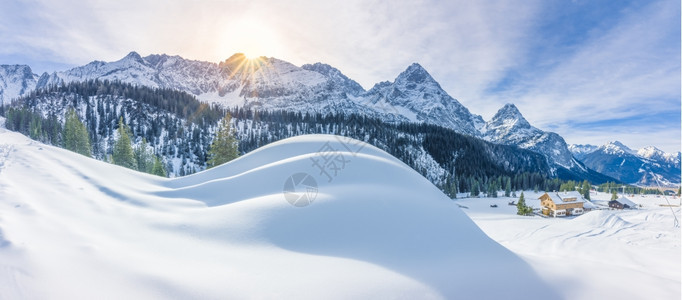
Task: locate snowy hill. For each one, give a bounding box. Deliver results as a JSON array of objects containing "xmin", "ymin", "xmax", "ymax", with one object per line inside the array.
[
  {"xmin": 580, "ymin": 141, "xmax": 681, "ymax": 186},
  {"xmin": 0, "ymin": 129, "xmax": 558, "ymax": 299}
]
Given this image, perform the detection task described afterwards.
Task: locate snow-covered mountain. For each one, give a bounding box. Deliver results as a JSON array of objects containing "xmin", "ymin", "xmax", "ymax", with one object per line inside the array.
[
  {"xmin": 580, "ymin": 141, "xmax": 681, "ymax": 186},
  {"xmin": 0, "ymin": 65, "xmax": 39, "ymax": 105},
  {"xmin": 483, "ymin": 103, "xmax": 583, "ymax": 172},
  {"xmin": 0, "ymin": 52, "xmax": 672, "ymax": 184},
  {"xmin": 637, "ymin": 146, "xmax": 681, "ymax": 166},
  {"xmin": 361, "ymin": 63, "xmax": 484, "ymax": 136},
  {"xmin": 0, "ymin": 128, "xmax": 558, "ymax": 299},
  {"xmin": 29, "ymin": 52, "xmax": 393, "ymax": 121},
  {"xmin": 301, "ymin": 62, "xmax": 365, "ymax": 97},
  {"xmin": 3, "ymin": 54, "xmax": 482, "ymax": 136}
]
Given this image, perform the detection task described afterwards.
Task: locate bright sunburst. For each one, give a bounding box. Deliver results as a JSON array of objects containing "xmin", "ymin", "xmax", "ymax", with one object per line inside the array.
[
  {"xmin": 217, "ymin": 16, "xmax": 282, "ymax": 66},
  {"xmin": 223, "ymin": 53, "xmax": 266, "ymax": 81}
]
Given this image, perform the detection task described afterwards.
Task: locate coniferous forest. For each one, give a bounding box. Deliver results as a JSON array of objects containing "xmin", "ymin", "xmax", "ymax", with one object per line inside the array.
[{"xmin": 1, "ymin": 80, "xmax": 618, "ymax": 195}]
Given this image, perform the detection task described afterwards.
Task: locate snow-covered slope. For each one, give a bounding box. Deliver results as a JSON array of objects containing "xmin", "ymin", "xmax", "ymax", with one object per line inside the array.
[
  {"xmin": 301, "ymin": 62, "xmax": 365, "ymax": 97},
  {"xmin": 361, "ymin": 63, "xmax": 484, "ymax": 136},
  {"xmin": 0, "ymin": 129, "xmax": 557, "ymax": 299},
  {"xmin": 483, "ymin": 103, "xmax": 581, "ymax": 170},
  {"xmin": 581, "ymin": 141, "xmax": 681, "ymax": 186},
  {"xmin": 0, "ymin": 65, "xmax": 38, "ymax": 105},
  {"xmin": 568, "ymin": 144, "xmax": 598, "ymax": 160}
]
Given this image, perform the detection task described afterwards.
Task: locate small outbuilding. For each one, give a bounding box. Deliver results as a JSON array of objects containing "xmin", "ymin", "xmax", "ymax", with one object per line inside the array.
[{"xmin": 608, "ymin": 196, "xmax": 636, "ymax": 209}]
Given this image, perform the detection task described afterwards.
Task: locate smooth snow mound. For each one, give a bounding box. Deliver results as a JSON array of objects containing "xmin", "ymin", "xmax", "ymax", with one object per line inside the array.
[{"xmin": 0, "ymin": 130, "xmax": 558, "ymax": 299}]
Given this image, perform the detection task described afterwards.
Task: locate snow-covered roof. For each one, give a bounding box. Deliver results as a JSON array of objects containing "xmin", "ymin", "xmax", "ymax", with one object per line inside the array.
[
  {"xmin": 582, "ymin": 199, "xmax": 598, "ymax": 209},
  {"xmin": 612, "ymin": 196, "xmax": 637, "ymax": 207},
  {"xmin": 556, "ymin": 191, "xmax": 585, "ymax": 203},
  {"xmin": 543, "ymin": 191, "xmax": 586, "ymax": 204}
]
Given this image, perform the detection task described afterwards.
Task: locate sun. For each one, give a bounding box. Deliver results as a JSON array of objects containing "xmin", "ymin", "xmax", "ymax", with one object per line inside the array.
[
  {"xmin": 218, "ymin": 17, "xmax": 282, "ymax": 62},
  {"xmin": 244, "ymin": 54, "xmax": 261, "ymax": 60}
]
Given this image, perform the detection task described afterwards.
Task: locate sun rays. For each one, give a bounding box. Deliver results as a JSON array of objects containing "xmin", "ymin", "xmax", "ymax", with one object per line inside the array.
[{"xmin": 221, "ymin": 53, "xmax": 267, "ymax": 81}]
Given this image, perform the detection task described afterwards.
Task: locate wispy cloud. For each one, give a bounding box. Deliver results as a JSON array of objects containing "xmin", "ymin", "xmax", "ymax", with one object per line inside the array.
[{"xmin": 486, "ymin": 0, "xmax": 680, "ymax": 152}]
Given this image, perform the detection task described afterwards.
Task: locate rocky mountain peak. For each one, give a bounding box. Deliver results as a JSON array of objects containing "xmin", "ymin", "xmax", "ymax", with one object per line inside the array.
[
  {"xmin": 395, "ymin": 63, "xmax": 438, "ymax": 86},
  {"xmin": 122, "ymin": 51, "xmax": 144, "ymax": 64},
  {"xmin": 487, "ymin": 103, "xmax": 530, "ymax": 130},
  {"xmin": 601, "ymin": 141, "xmax": 635, "ymax": 156}
]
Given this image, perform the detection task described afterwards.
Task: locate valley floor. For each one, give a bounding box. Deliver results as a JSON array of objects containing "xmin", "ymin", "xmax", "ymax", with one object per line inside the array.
[{"xmin": 455, "ymin": 192, "xmax": 681, "ymax": 300}]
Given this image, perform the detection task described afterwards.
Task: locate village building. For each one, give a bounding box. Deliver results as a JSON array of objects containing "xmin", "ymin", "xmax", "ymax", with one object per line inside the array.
[
  {"xmin": 608, "ymin": 196, "xmax": 636, "ymax": 209},
  {"xmin": 540, "ymin": 191, "xmax": 585, "ymax": 217}
]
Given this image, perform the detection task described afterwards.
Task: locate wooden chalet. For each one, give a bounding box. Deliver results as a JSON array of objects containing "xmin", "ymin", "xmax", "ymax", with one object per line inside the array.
[{"xmin": 540, "ymin": 191, "xmax": 585, "ymax": 217}]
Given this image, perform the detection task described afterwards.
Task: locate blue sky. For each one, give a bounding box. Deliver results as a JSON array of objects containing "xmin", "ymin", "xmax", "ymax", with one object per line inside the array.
[{"xmin": 1, "ymin": 0, "xmax": 679, "ymax": 152}]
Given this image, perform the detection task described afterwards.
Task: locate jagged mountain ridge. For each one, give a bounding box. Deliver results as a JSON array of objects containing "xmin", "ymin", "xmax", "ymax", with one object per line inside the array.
[
  {"xmin": 0, "ymin": 52, "xmax": 484, "ymax": 135},
  {"xmin": 0, "ymin": 52, "xmax": 671, "ymax": 184}
]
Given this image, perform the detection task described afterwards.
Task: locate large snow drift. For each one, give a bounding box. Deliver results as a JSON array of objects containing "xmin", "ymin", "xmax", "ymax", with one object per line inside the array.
[{"xmin": 0, "ymin": 128, "xmax": 558, "ymax": 299}]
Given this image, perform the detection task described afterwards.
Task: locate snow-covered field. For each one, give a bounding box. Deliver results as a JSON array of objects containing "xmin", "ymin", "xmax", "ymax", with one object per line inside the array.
[
  {"xmin": 0, "ymin": 121, "xmax": 679, "ymax": 299},
  {"xmin": 456, "ymin": 192, "xmax": 680, "ymax": 300}
]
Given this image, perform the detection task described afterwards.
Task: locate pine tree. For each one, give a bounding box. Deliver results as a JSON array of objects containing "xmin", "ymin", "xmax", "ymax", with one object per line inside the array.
[
  {"xmin": 505, "ymin": 178, "xmax": 511, "ymax": 197},
  {"xmin": 471, "ymin": 180, "xmax": 480, "ymax": 197},
  {"xmin": 581, "ymin": 180, "xmax": 591, "ymax": 200},
  {"xmin": 150, "ymin": 155, "xmax": 167, "ymax": 177},
  {"xmin": 207, "ymin": 113, "xmax": 240, "ymax": 168},
  {"xmin": 490, "ymin": 181, "xmax": 498, "ymax": 198},
  {"xmin": 63, "ymin": 108, "xmax": 92, "ymax": 157},
  {"xmin": 611, "ymin": 190, "xmax": 618, "ymax": 201},
  {"xmin": 516, "ymin": 192, "xmax": 532, "ymax": 216},
  {"xmin": 134, "ymin": 138, "xmax": 153, "ymax": 173},
  {"xmin": 112, "ymin": 117, "xmax": 137, "ymax": 169}
]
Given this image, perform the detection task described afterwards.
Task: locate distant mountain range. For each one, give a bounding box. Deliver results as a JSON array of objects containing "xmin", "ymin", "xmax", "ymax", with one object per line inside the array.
[
  {"xmin": 1, "ymin": 52, "xmax": 678, "ymax": 185},
  {"xmin": 570, "ymin": 141, "xmax": 681, "ymax": 186}
]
